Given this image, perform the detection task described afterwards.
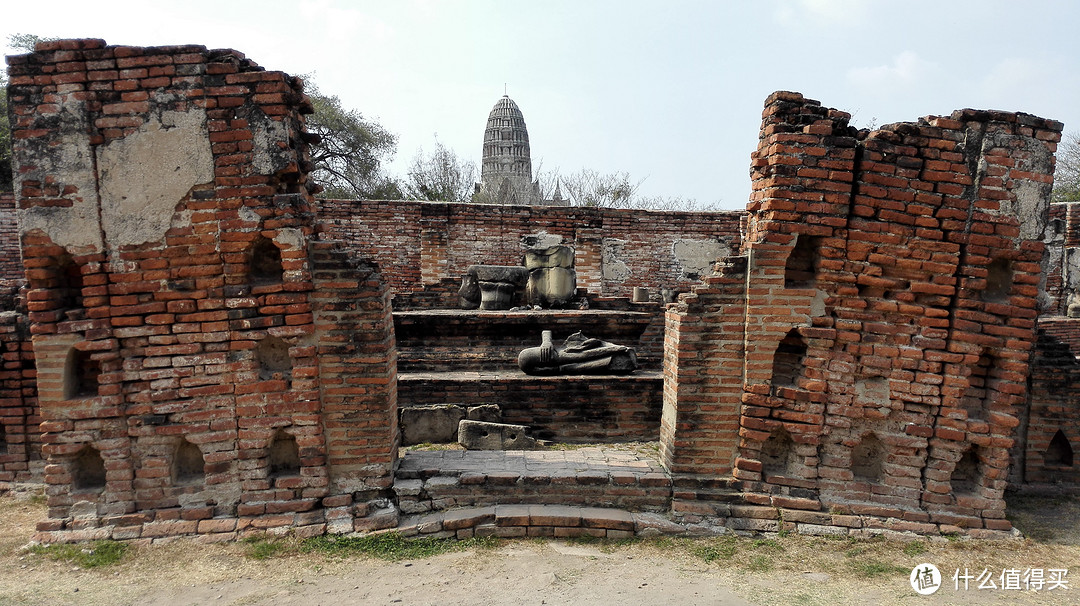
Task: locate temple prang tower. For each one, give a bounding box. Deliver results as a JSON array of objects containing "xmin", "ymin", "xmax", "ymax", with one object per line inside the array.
[{"xmin": 475, "ymin": 95, "xmax": 563, "ymax": 206}]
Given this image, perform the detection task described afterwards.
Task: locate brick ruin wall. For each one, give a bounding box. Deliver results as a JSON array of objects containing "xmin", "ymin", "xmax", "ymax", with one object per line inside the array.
[
  {"xmin": 660, "ymin": 92, "xmax": 1065, "ymax": 535},
  {"xmin": 0, "ymin": 191, "xmax": 37, "ymax": 482},
  {"xmin": 1, "ymin": 40, "xmax": 1079, "ymax": 541},
  {"xmin": 5, "ymin": 39, "xmax": 398, "ymax": 541},
  {"xmin": 317, "ymin": 199, "xmax": 743, "ymax": 305},
  {"xmin": 0, "ymin": 192, "xmax": 22, "ymax": 281}
]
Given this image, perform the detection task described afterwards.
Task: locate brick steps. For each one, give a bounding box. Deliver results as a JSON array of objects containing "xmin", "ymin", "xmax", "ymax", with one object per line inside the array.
[
  {"xmin": 394, "ymin": 449, "xmax": 672, "ymax": 515},
  {"xmin": 398, "ymin": 504, "xmax": 684, "ymax": 540}
]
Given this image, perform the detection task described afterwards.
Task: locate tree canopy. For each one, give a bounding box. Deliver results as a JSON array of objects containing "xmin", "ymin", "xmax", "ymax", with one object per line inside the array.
[
  {"xmin": 302, "ymin": 79, "xmax": 402, "ymax": 200},
  {"xmin": 0, "ymin": 71, "xmax": 10, "ymax": 193},
  {"xmin": 1052, "ymin": 132, "xmax": 1080, "ymax": 204},
  {"xmin": 403, "ymin": 140, "xmax": 476, "ymax": 202}
]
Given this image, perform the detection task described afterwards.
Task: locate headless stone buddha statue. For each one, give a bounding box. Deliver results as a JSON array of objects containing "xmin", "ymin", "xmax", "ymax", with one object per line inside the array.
[{"xmin": 518, "ymin": 330, "xmax": 638, "ymax": 375}]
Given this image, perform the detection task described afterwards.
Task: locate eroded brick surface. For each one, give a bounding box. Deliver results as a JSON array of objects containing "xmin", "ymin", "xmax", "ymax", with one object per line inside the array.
[
  {"xmin": 2, "ymin": 41, "xmax": 1076, "ymax": 542},
  {"xmin": 662, "ymin": 92, "xmax": 1063, "ymax": 533},
  {"xmin": 6, "ymin": 39, "xmax": 396, "ymax": 540}
]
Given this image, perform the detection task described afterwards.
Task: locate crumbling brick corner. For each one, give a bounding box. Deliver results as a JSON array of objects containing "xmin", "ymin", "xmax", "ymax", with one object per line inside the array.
[
  {"xmin": 661, "ymin": 91, "xmax": 1062, "ymax": 536},
  {"xmin": 6, "ymin": 39, "xmax": 398, "ymax": 541}
]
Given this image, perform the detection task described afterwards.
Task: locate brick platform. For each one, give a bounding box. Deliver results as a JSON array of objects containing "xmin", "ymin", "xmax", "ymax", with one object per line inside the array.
[
  {"xmin": 394, "ymin": 447, "xmax": 672, "ymax": 515},
  {"xmin": 394, "ymin": 309, "xmax": 664, "ymax": 372}
]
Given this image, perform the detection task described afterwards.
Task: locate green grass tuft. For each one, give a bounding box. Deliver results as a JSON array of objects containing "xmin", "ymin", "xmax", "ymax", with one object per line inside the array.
[
  {"xmin": 243, "ymin": 535, "xmax": 291, "ymax": 560},
  {"xmin": 746, "ymin": 554, "xmax": 774, "ymax": 572},
  {"xmin": 902, "ymin": 541, "xmax": 928, "ymax": 557},
  {"xmin": 752, "ymin": 538, "xmax": 784, "ymax": 552},
  {"xmin": 695, "ymin": 537, "xmax": 738, "ymax": 563},
  {"xmin": 300, "ymin": 532, "xmax": 498, "ymax": 561},
  {"xmin": 28, "ymin": 540, "xmax": 129, "ymax": 568}
]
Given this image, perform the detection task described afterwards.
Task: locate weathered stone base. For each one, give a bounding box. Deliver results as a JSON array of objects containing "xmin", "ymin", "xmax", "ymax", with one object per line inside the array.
[{"xmin": 32, "ymin": 494, "xmax": 400, "ymax": 544}]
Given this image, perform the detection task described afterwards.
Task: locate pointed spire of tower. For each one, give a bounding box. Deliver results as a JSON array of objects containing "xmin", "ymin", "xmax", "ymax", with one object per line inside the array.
[{"xmin": 479, "ymin": 94, "xmax": 537, "ymax": 204}]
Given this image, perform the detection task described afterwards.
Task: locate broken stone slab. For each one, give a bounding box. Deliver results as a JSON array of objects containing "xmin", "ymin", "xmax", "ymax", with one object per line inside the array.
[
  {"xmin": 471, "ymin": 265, "xmax": 528, "ymax": 283},
  {"xmin": 466, "ymin": 404, "xmax": 501, "ymax": 423},
  {"xmin": 400, "ymin": 405, "xmax": 465, "ymax": 445},
  {"xmin": 458, "ymin": 420, "xmax": 539, "ymax": 450}
]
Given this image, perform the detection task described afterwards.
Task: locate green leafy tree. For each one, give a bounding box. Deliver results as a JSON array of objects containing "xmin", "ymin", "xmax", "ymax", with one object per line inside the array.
[
  {"xmin": 403, "ymin": 140, "xmax": 476, "ymax": 202},
  {"xmin": 303, "ymin": 79, "xmax": 401, "ymax": 200},
  {"xmin": 1052, "ymin": 132, "xmax": 1080, "ymax": 204},
  {"xmin": 1, "ymin": 69, "xmax": 10, "ymax": 193}
]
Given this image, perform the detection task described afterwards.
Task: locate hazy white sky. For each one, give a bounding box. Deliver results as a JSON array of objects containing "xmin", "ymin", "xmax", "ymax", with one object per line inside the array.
[{"xmin": 5, "ymin": 0, "xmax": 1080, "ymax": 209}]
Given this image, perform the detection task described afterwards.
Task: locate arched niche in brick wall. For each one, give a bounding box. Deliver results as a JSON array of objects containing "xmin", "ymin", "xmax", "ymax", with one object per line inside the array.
[
  {"xmin": 959, "ymin": 350, "xmax": 995, "ymax": 421},
  {"xmin": 248, "ymin": 235, "xmax": 283, "ymax": 285},
  {"xmin": 1045, "ymin": 430, "xmax": 1074, "ymax": 468},
  {"xmin": 760, "ymin": 427, "xmax": 796, "ymax": 479},
  {"xmin": 53, "ymin": 250, "xmax": 85, "ymax": 317},
  {"xmin": 772, "ymin": 329, "xmax": 807, "ymax": 391},
  {"xmin": 172, "ymin": 439, "xmax": 205, "ymax": 486},
  {"xmin": 72, "ymin": 445, "xmax": 106, "ymax": 492},
  {"xmin": 784, "ymin": 235, "xmax": 821, "ymax": 289},
  {"xmin": 851, "ymin": 433, "xmax": 885, "ymax": 484},
  {"xmin": 62, "ymin": 347, "xmax": 100, "ymax": 400},
  {"xmin": 269, "ymin": 430, "xmax": 301, "ymax": 479},
  {"xmin": 982, "ymin": 258, "xmax": 1014, "ymax": 303},
  {"xmin": 950, "ymin": 446, "xmax": 983, "ymax": 497},
  {"xmin": 255, "ymin": 335, "xmax": 292, "ymax": 383}
]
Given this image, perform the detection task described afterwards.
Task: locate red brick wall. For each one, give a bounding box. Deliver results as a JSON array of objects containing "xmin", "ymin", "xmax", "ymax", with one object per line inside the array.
[
  {"xmin": 317, "ymin": 199, "xmax": 743, "ymax": 302},
  {"xmin": 1025, "ymin": 326, "xmax": 1080, "ymax": 485},
  {"xmin": 0, "ymin": 193, "xmax": 21, "ymax": 282},
  {"xmin": 398, "ymin": 375, "xmax": 662, "ymax": 443},
  {"xmin": 0, "ymin": 309, "xmax": 38, "ymax": 482},
  {"xmin": 8, "ymin": 39, "xmax": 396, "ymax": 541},
  {"xmin": 664, "ymin": 92, "xmax": 1062, "ymax": 534}
]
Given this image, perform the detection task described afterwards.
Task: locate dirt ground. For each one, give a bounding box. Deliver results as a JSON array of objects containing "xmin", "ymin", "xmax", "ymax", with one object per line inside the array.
[{"xmin": 0, "ymin": 488, "xmax": 1077, "ymax": 606}]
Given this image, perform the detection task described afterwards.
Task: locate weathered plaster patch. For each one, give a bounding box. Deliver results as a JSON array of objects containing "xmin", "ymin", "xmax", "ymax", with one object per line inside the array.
[
  {"xmin": 245, "ymin": 106, "xmax": 293, "ymax": 175},
  {"xmin": 979, "ymin": 132, "xmax": 1052, "ymax": 242},
  {"xmin": 16, "ymin": 98, "xmax": 104, "ymax": 252},
  {"xmin": 275, "ymin": 227, "xmax": 304, "ymax": 249},
  {"xmin": 97, "ymin": 109, "xmax": 213, "ymax": 248},
  {"xmin": 1013, "ymin": 179, "xmax": 1051, "ymax": 241},
  {"xmin": 855, "ymin": 377, "xmax": 890, "ymax": 406},
  {"xmin": 672, "ymin": 238, "xmax": 730, "ymax": 280},
  {"xmin": 601, "ymin": 238, "xmax": 631, "ymax": 282},
  {"xmin": 239, "ymin": 206, "xmax": 262, "ymax": 224}
]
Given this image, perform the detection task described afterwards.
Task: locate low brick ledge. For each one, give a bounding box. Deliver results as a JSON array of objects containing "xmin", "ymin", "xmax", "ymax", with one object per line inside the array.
[
  {"xmin": 396, "ymin": 503, "xmax": 1022, "ymax": 541},
  {"xmin": 397, "ymin": 504, "xmax": 681, "ymax": 540},
  {"xmin": 395, "ymin": 448, "xmax": 673, "ymax": 514}
]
